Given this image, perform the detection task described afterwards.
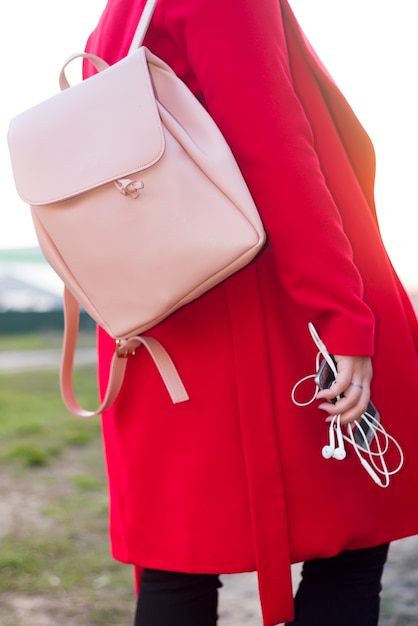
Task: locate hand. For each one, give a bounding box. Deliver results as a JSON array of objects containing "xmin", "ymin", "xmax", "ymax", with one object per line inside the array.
[{"xmin": 316, "ymin": 355, "xmax": 373, "ymax": 425}]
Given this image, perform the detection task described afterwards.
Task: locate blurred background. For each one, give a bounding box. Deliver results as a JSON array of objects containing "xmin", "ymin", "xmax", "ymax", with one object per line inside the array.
[
  {"xmin": 0, "ymin": 1, "xmax": 417, "ymax": 624},
  {"xmin": 2, "ymin": 0, "xmax": 418, "ymax": 287}
]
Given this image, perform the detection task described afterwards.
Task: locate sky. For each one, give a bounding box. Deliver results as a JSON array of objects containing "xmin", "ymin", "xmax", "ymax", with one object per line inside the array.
[{"xmin": 2, "ymin": 1, "xmax": 417, "ymax": 288}]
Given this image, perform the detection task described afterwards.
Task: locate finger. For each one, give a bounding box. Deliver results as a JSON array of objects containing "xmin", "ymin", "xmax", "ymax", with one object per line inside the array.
[
  {"xmin": 318, "ymin": 385, "xmax": 370, "ymax": 423},
  {"xmin": 318, "ymin": 378, "xmax": 364, "ymax": 407},
  {"xmin": 316, "ymin": 355, "xmax": 372, "ymax": 411}
]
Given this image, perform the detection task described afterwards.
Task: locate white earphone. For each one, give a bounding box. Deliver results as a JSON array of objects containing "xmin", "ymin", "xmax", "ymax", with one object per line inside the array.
[
  {"xmin": 322, "ymin": 415, "xmax": 346, "ymax": 460},
  {"xmin": 291, "ymin": 323, "xmax": 404, "ymax": 488},
  {"xmin": 358, "ymin": 456, "xmax": 383, "ymax": 486}
]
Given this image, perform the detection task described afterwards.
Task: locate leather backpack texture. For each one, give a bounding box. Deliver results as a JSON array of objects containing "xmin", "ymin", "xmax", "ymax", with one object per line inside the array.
[{"xmin": 7, "ymin": 0, "xmax": 266, "ymax": 416}]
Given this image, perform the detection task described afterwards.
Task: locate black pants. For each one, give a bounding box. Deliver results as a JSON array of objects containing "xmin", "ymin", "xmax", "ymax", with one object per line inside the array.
[{"xmin": 134, "ymin": 543, "xmax": 389, "ymax": 626}]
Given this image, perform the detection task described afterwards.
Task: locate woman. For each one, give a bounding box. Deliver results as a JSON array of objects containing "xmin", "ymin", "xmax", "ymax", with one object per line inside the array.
[{"xmin": 84, "ymin": 1, "xmax": 418, "ymax": 624}]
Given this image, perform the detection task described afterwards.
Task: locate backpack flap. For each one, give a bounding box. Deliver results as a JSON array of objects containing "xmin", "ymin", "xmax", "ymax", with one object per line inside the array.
[{"xmin": 7, "ymin": 48, "xmax": 164, "ymax": 205}]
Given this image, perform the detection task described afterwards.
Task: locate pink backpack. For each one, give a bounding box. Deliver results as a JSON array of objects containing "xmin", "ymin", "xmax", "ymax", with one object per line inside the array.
[{"xmin": 7, "ymin": 0, "xmax": 265, "ymax": 416}]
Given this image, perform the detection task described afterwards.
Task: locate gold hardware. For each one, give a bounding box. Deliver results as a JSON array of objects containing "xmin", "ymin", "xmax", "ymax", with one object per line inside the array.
[{"xmin": 115, "ymin": 339, "xmax": 136, "ymax": 358}]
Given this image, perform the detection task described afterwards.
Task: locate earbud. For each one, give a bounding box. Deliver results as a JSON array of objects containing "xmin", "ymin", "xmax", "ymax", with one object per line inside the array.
[
  {"xmin": 322, "ymin": 416, "xmax": 346, "ymax": 461},
  {"xmin": 322, "ymin": 418, "xmax": 336, "ymax": 459},
  {"xmin": 333, "ymin": 418, "xmax": 346, "ymax": 460},
  {"xmin": 322, "ymin": 445, "xmax": 334, "ymax": 459},
  {"xmin": 333, "ymin": 447, "xmax": 346, "ymax": 460}
]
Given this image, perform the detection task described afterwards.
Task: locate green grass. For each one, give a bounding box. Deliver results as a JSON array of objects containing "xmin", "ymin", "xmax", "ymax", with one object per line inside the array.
[
  {"xmin": 0, "ymin": 344, "xmax": 136, "ymax": 624},
  {"xmin": 0, "ymin": 332, "xmax": 411, "ymax": 625},
  {"xmin": 0, "ymin": 366, "xmax": 101, "ymax": 467},
  {"xmin": 0, "ymin": 329, "xmax": 95, "ymax": 351}
]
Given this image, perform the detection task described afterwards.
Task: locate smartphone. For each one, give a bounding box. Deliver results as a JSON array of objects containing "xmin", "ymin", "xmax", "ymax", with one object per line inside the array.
[{"xmin": 315, "ymin": 358, "xmax": 380, "ymax": 445}]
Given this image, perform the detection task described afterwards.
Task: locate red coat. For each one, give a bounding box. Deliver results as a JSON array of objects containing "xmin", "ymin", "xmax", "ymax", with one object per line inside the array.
[{"xmin": 85, "ymin": 1, "xmax": 418, "ymax": 624}]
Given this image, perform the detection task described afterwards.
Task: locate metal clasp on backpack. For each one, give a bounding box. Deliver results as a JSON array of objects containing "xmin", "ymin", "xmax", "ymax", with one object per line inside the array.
[
  {"xmin": 114, "ymin": 178, "xmax": 144, "ymax": 199},
  {"xmin": 115, "ymin": 338, "xmax": 141, "ymax": 358}
]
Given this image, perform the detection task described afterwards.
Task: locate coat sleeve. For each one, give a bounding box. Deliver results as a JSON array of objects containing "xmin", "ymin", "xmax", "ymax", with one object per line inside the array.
[{"xmin": 163, "ymin": 0, "xmax": 376, "ymax": 355}]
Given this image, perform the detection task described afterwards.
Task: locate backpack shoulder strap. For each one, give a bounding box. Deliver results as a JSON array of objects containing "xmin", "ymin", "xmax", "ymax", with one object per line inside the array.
[{"xmin": 128, "ymin": 0, "xmax": 159, "ymax": 55}]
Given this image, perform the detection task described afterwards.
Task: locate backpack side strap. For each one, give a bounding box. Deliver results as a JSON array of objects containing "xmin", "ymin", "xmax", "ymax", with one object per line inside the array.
[{"xmin": 60, "ymin": 287, "xmax": 189, "ymax": 418}]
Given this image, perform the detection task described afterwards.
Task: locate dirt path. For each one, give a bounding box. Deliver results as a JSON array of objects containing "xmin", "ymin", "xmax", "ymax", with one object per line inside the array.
[
  {"xmin": 219, "ymin": 536, "xmax": 418, "ymax": 625},
  {"xmin": 1, "ymin": 319, "xmax": 417, "ymax": 625}
]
